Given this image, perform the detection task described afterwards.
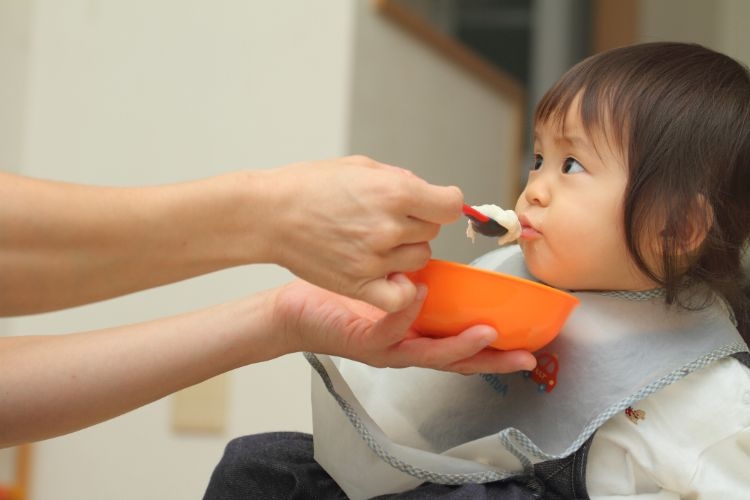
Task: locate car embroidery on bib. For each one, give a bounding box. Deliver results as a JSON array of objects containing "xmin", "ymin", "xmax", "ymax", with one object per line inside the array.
[{"xmin": 522, "ymin": 352, "xmax": 559, "ymax": 393}]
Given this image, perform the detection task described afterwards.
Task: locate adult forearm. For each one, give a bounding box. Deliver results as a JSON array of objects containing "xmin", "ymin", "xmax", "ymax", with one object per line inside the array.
[
  {"xmin": 0, "ymin": 290, "xmax": 283, "ymax": 448},
  {"xmin": 0, "ymin": 278, "xmax": 537, "ymax": 447},
  {"xmin": 0, "ymin": 171, "xmax": 270, "ymax": 315},
  {"xmin": 0, "ymin": 156, "xmax": 465, "ymax": 315}
]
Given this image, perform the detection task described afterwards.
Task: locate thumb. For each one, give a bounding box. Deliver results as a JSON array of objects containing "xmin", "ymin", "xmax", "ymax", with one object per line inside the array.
[
  {"xmin": 366, "ymin": 283, "xmax": 428, "ymax": 347},
  {"xmin": 357, "ymin": 273, "xmax": 418, "ymax": 312}
]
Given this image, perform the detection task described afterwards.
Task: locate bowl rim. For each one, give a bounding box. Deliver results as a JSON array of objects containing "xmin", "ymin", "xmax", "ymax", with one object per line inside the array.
[{"xmin": 416, "ymin": 258, "xmax": 580, "ymax": 305}]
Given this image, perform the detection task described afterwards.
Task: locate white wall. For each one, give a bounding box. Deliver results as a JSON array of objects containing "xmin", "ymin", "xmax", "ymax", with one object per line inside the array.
[
  {"xmin": 3, "ymin": 1, "xmax": 355, "ymax": 499},
  {"xmin": 0, "ymin": 0, "xmax": 30, "ymax": 177}
]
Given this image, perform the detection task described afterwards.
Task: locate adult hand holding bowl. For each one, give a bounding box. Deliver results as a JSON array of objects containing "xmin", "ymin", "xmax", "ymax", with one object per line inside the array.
[{"xmin": 406, "ymin": 260, "xmax": 579, "ymax": 352}]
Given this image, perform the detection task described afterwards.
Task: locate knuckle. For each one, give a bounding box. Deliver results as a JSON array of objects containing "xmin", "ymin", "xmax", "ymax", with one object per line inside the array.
[
  {"xmin": 366, "ymin": 220, "xmax": 401, "ymax": 248},
  {"xmin": 405, "ymin": 243, "xmax": 432, "ymax": 269},
  {"xmin": 346, "ymin": 154, "xmax": 375, "ymax": 167},
  {"xmin": 356, "ymin": 255, "xmax": 385, "ymax": 278},
  {"xmin": 415, "ymin": 242, "xmax": 432, "ymax": 261},
  {"xmin": 392, "ymin": 182, "xmax": 414, "ymax": 205},
  {"xmin": 425, "ymin": 222, "xmax": 441, "ymax": 241},
  {"xmin": 375, "ymin": 181, "xmax": 411, "ymax": 210}
]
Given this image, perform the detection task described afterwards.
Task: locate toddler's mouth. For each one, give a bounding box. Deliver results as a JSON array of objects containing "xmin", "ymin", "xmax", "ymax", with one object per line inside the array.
[{"xmin": 518, "ymin": 215, "xmax": 542, "ymax": 240}]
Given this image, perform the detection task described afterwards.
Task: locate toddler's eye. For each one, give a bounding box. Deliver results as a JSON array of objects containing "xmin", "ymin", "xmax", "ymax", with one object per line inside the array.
[
  {"xmin": 562, "ymin": 157, "xmax": 585, "ymax": 174},
  {"xmin": 532, "ymin": 154, "xmax": 543, "ymax": 171}
]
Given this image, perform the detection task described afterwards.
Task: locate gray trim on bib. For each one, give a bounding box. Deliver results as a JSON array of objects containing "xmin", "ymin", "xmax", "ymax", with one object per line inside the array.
[
  {"xmin": 306, "ymin": 352, "xmax": 517, "ymax": 485},
  {"xmin": 307, "ymin": 342, "xmax": 746, "ymax": 486}
]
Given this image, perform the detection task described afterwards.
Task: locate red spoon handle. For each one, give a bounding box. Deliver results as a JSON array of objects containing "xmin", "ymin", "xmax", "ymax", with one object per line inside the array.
[{"xmin": 462, "ymin": 204, "xmax": 489, "ymax": 222}]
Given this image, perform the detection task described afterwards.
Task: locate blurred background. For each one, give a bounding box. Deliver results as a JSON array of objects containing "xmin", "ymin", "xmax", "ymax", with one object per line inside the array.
[{"xmin": 1, "ymin": 1, "xmax": 748, "ymax": 498}]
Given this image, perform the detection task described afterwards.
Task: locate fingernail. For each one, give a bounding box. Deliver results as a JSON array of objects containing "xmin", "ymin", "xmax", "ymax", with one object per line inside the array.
[
  {"xmin": 520, "ymin": 355, "xmax": 537, "ymax": 371},
  {"xmin": 478, "ymin": 328, "xmax": 497, "ymax": 347}
]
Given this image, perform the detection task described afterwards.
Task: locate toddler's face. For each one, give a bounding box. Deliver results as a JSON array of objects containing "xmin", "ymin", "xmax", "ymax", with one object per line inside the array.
[{"xmin": 515, "ymin": 99, "xmax": 657, "ymax": 291}]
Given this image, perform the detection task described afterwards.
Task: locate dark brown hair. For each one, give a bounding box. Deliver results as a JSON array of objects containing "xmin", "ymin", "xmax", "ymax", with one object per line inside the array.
[{"xmin": 535, "ymin": 42, "xmax": 750, "ymax": 341}]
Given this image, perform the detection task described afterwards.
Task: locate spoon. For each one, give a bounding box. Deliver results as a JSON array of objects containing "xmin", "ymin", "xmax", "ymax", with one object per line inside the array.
[{"xmin": 462, "ymin": 204, "xmax": 509, "ymax": 237}]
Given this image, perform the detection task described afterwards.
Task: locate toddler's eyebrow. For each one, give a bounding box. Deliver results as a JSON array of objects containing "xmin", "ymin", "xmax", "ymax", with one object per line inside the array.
[{"xmin": 533, "ymin": 130, "xmax": 592, "ymax": 151}]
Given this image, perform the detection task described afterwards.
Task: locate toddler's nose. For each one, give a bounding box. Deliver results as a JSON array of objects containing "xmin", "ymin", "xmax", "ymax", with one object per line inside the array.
[{"xmin": 522, "ymin": 173, "xmax": 551, "ymax": 207}]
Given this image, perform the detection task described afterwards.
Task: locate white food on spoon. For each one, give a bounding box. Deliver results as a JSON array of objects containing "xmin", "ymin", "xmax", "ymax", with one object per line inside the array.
[
  {"xmin": 466, "ymin": 221, "xmax": 478, "ymax": 243},
  {"xmin": 465, "ymin": 204, "xmax": 521, "ymax": 246}
]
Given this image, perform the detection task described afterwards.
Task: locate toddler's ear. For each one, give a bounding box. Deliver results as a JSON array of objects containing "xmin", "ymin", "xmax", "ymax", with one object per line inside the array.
[
  {"xmin": 664, "ymin": 194, "xmax": 714, "ymax": 254},
  {"xmin": 686, "ymin": 194, "xmax": 714, "ymax": 252}
]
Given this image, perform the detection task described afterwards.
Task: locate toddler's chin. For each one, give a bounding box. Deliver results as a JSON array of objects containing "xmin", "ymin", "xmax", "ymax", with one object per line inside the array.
[{"xmin": 522, "ymin": 256, "xmax": 570, "ymax": 290}]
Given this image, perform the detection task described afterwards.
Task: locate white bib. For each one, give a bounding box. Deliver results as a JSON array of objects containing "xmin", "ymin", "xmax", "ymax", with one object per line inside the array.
[{"xmin": 307, "ymin": 246, "xmax": 747, "ymax": 499}]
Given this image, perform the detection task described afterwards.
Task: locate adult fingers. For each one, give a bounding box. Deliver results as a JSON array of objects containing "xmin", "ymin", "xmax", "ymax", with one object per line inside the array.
[
  {"xmin": 406, "ymin": 182, "xmax": 464, "ymax": 225},
  {"xmin": 376, "ymin": 242, "xmax": 432, "ymax": 277},
  {"xmin": 393, "ymin": 330, "xmax": 537, "ymax": 374},
  {"xmin": 384, "ymin": 218, "xmax": 441, "ymax": 247},
  {"xmin": 387, "ymin": 325, "xmax": 498, "ymax": 370},
  {"xmin": 443, "ymin": 346, "xmax": 538, "ymax": 374},
  {"xmin": 357, "ymin": 273, "xmax": 420, "ymax": 313}
]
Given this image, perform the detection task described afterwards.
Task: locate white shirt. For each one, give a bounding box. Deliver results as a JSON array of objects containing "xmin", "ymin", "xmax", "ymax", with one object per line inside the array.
[{"xmin": 587, "ymin": 356, "xmax": 750, "ymax": 499}]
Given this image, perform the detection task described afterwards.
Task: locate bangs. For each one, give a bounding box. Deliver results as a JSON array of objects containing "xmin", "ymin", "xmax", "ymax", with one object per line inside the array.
[{"xmin": 533, "ymin": 55, "xmax": 633, "ymax": 156}]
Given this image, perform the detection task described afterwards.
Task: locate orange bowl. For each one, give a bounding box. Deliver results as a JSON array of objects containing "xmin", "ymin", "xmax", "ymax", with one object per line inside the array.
[{"xmin": 406, "ymin": 259, "xmax": 579, "ymax": 351}]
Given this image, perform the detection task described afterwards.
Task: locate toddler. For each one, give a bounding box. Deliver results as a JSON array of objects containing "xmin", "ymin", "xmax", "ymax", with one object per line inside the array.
[{"xmin": 204, "ymin": 42, "xmax": 750, "ymax": 500}]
